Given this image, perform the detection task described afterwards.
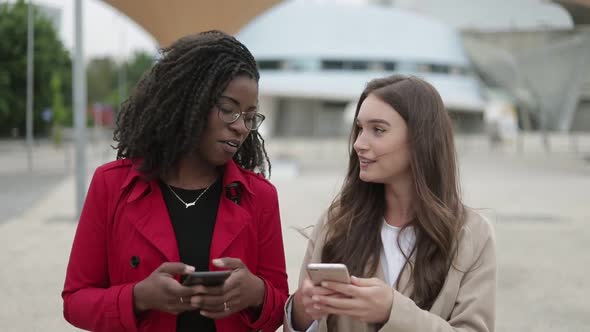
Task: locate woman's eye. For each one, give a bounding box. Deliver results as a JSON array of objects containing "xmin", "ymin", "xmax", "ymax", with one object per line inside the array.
[{"xmin": 374, "ymin": 127, "xmax": 385, "ymax": 134}]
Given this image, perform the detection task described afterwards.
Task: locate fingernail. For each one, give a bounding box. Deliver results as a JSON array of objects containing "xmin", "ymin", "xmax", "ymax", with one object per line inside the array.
[
  {"xmin": 185, "ymin": 265, "xmax": 195, "ymax": 273},
  {"xmin": 313, "ymin": 304, "xmax": 320, "ymax": 310},
  {"xmin": 212, "ymin": 259, "xmax": 223, "ymax": 266},
  {"xmin": 312, "ymin": 295, "xmax": 319, "ymax": 301},
  {"xmin": 321, "ymin": 281, "xmax": 328, "ymax": 287}
]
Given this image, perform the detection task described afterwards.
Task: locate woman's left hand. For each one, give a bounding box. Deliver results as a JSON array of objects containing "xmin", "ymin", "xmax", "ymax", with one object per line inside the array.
[
  {"xmin": 316, "ymin": 276, "xmax": 393, "ymax": 324},
  {"xmin": 189, "ymin": 257, "xmax": 265, "ymax": 319}
]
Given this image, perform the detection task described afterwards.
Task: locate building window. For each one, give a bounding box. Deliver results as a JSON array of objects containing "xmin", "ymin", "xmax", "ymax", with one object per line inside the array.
[
  {"xmin": 258, "ymin": 60, "xmax": 282, "ymax": 70},
  {"xmin": 321, "ymin": 60, "xmax": 345, "ymax": 70},
  {"xmin": 383, "ymin": 61, "xmax": 396, "ymax": 71}
]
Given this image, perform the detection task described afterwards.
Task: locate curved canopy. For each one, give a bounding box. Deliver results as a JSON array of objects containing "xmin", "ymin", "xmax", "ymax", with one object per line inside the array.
[
  {"xmin": 103, "ymin": 0, "xmax": 281, "ymax": 47},
  {"xmin": 553, "ymin": 0, "xmax": 590, "ymax": 24}
]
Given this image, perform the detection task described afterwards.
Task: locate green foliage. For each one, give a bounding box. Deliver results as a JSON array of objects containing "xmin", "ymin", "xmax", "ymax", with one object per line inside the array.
[
  {"xmin": 0, "ymin": 0, "xmax": 72, "ymax": 137},
  {"xmin": 87, "ymin": 50, "xmax": 156, "ymax": 112},
  {"xmin": 50, "ymin": 72, "xmax": 66, "ymax": 146}
]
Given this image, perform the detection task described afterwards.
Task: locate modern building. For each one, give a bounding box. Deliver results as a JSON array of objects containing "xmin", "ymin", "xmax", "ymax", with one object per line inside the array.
[
  {"xmin": 371, "ymin": 0, "xmax": 590, "ymax": 132},
  {"xmin": 237, "ymin": 1, "xmax": 488, "ymax": 137},
  {"xmin": 103, "ymin": 0, "xmax": 590, "ymax": 133}
]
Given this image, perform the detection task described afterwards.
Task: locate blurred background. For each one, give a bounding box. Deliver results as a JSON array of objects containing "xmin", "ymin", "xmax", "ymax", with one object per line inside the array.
[{"xmin": 0, "ymin": 0, "xmax": 588, "ymax": 331}]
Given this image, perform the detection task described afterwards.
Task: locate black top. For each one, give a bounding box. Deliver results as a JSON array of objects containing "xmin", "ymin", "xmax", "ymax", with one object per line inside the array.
[{"xmin": 159, "ymin": 178, "xmax": 223, "ymax": 332}]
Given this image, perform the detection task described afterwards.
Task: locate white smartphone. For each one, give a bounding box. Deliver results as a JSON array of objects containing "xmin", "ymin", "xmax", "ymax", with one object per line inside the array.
[{"xmin": 306, "ymin": 263, "xmax": 351, "ymax": 285}]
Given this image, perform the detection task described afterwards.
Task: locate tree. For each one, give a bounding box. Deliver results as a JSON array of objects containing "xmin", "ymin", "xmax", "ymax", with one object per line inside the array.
[
  {"xmin": 124, "ymin": 50, "xmax": 155, "ymax": 96},
  {"xmin": 50, "ymin": 72, "xmax": 66, "ymax": 146},
  {"xmin": 87, "ymin": 56, "xmax": 118, "ymax": 106},
  {"xmin": 0, "ymin": 0, "xmax": 72, "ymax": 137},
  {"xmin": 86, "ymin": 50, "xmax": 155, "ymax": 111}
]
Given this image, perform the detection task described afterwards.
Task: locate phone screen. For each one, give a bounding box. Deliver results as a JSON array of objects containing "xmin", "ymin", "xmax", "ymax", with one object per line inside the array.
[{"xmin": 182, "ymin": 271, "xmax": 231, "ymax": 287}]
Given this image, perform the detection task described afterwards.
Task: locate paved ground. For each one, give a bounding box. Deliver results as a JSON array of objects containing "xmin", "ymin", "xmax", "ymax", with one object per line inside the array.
[
  {"xmin": 0, "ymin": 140, "xmax": 68, "ymax": 223},
  {"xmin": 0, "ymin": 137, "xmax": 589, "ymax": 331}
]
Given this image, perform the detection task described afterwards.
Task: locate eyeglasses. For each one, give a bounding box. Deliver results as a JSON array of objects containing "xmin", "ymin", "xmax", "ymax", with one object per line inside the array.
[{"xmin": 216, "ymin": 102, "xmax": 265, "ymax": 131}]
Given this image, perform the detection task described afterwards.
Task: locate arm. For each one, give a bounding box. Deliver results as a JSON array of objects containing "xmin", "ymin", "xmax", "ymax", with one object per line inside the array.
[
  {"xmin": 239, "ymin": 186, "xmax": 289, "ymax": 331},
  {"xmin": 61, "ymin": 168, "xmax": 139, "ymax": 332},
  {"xmin": 381, "ymin": 226, "xmax": 497, "ymax": 332}
]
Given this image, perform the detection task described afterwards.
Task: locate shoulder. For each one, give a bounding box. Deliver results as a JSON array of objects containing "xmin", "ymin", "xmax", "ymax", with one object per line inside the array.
[
  {"xmin": 461, "ymin": 208, "xmax": 495, "ymax": 244},
  {"xmin": 92, "ymin": 159, "xmax": 136, "ymax": 186},
  {"xmin": 239, "ymin": 168, "xmax": 278, "ymax": 198},
  {"xmin": 96, "ymin": 159, "xmax": 133, "ymax": 173},
  {"xmin": 455, "ymin": 207, "xmax": 496, "ymax": 267}
]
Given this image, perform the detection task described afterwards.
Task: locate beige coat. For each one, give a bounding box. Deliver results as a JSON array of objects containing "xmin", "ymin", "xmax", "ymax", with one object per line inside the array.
[{"xmin": 284, "ymin": 208, "xmax": 496, "ymax": 332}]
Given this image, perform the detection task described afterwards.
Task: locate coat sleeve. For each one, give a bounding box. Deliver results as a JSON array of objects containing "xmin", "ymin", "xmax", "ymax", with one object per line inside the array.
[
  {"xmin": 61, "ymin": 167, "xmax": 139, "ymax": 332},
  {"xmin": 283, "ymin": 214, "xmax": 329, "ymax": 332},
  {"xmin": 380, "ymin": 220, "xmax": 497, "ymax": 332},
  {"xmin": 239, "ymin": 185, "xmax": 289, "ymax": 331}
]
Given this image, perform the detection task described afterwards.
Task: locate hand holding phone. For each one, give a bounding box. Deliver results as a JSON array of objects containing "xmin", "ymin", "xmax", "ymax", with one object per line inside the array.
[{"xmin": 306, "ymin": 263, "xmax": 351, "ymax": 285}]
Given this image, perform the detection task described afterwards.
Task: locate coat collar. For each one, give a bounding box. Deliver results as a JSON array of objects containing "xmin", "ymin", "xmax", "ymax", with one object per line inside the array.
[
  {"xmin": 120, "ymin": 159, "xmax": 254, "ymax": 203},
  {"xmin": 119, "ymin": 159, "xmax": 255, "ymax": 263}
]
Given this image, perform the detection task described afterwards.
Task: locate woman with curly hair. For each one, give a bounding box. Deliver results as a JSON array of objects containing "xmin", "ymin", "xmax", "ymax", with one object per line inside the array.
[
  {"xmin": 62, "ymin": 30, "xmax": 288, "ymax": 332},
  {"xmin": 286, "ymin": 75, "xmax": 496, "ymax": 332}
]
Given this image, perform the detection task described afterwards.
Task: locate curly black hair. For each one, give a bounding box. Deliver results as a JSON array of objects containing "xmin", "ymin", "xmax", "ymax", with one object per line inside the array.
[{"xmin": 113, "ymin": 30, "xmax": 270, "ymax": 179}]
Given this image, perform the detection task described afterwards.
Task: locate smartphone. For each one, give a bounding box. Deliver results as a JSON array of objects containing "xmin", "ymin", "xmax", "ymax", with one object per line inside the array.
[
  {"xmin": 182, "ymin": 270, "xmax": 232, "ymax": 287},
  {"xmin": 306, "ymin": 263, "xmax": 351, "ymax": 285}
]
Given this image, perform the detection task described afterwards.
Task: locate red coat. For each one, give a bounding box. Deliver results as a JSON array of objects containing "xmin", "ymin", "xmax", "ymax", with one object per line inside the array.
[{"xmin": 62, "ymin": 159, "xmax": 288, "ymax": 332}]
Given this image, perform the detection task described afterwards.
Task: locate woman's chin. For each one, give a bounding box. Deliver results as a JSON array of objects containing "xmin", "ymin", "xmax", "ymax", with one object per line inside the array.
[{"xmin": 359, "ymin": 171, "xmax": 372, "ymax": 183}]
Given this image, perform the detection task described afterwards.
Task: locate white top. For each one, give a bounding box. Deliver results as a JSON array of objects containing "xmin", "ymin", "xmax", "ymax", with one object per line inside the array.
[
  {"xmin": 286, "ymin": 219, "xmax": 416, "ymax": 332},
  {"xmin": 380, "ymin": 220, "xmax": 416, "ymax": 286}
]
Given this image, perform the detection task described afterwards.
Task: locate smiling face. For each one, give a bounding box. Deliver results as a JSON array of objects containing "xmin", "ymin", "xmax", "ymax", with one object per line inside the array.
[
  {"xmin": 353, "ymin": 94, "xmax": 411, "ymax": 184},
  {"xmin": 196, "ymin": 75, "xmax": 259, "ymax": 167}
]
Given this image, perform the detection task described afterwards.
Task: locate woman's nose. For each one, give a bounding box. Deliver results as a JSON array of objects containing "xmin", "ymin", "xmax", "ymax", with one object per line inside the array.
[
  {"xmin": 353, "ymin": 134, "xmax": 368, "ymax": 152},
  {"xmin": 228, "ymin": 116, "xmax": 249, "ymax": 134}
]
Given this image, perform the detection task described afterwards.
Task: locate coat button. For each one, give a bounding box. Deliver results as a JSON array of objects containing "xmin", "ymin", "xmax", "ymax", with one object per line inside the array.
[{"xmin": 130, "ymin": 256, "xmax": 140, "ymax": 268}]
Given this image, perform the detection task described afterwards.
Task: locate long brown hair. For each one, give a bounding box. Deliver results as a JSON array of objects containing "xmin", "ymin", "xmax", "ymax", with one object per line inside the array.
[{"xmin": 322, "ymin": 75, "xmax": 464, "ymax": 310}]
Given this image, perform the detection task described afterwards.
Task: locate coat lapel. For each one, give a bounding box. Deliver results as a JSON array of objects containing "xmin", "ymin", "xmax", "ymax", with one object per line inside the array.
[
  {"xmin": 208, "ymin": 195, "xmax": 250, "ymax": 263},
  {"xmin": 123, "ymin": 174, "xmax": 180, "ymax": 263},
  {"xmin": 209, "ymin": 160, "xmax": 254, "ymax": 264},
  {"xmin": 121, "ymin": 160, "xmax": 254, "ymax": 266}
]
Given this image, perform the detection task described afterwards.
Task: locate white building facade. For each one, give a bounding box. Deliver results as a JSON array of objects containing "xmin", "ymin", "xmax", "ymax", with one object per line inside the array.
[{"xmin": 237, "ymin": 1, "xmax": 488, "ymax": 137}]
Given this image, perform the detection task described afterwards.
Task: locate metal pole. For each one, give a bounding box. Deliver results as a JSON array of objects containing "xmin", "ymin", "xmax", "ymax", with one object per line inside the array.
[
  {"xmin": 26, "ymin": 1, "xmax": 34, "ymax": 173},
  {"xmin": 118, "ymin": 13, "xmax": 127, "ymax": 108},
  {"xmin": 73, "ymin": 0, "xmax": 87, "ymax": 217}
]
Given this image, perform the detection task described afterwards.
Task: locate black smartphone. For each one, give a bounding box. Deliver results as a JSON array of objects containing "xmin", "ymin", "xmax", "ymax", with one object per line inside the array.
[{"xmin": 182, "ymin": 270, "xmax": 232, "ymax": 287}]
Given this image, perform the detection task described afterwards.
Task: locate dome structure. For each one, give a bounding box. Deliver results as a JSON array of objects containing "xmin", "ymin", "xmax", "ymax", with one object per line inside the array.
[
  {"xmin": 236, "ymin": 1, "xmax": 489, "ymax": 136},
  {"xmin": 238, "ymin": 1, "xmax": 469, "ymax": 66}
]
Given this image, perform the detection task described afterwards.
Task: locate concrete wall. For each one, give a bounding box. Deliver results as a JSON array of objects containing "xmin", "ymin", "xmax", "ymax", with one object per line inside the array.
[{"xmin": 462, "ymin": 27, "xmax": 590, "ymax": 132}]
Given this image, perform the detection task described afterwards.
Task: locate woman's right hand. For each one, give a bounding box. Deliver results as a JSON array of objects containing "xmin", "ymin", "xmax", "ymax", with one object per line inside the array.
[
  {"xmin": 133, "ymin": 262, "xmax": 198, "ymax": 314},
  {"xmin": 292, "ymin": 278, "xmax": 344, "ymax": 330}
]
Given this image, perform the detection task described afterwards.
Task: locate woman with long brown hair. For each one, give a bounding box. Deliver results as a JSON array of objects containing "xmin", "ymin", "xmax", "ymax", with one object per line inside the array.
[{"xmin": 285, "ymin": 75, "xmax": 496, "ymax": 332}]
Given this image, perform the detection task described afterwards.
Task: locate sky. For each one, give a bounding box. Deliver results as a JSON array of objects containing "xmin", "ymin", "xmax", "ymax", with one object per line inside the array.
[
  {"xmin": 27, "ymin": 0, "xmax": 365, "ymax": 60},
  {"xmin": 27, "ymin": 0, "xmax": 571, "ymax": 60},
  {"xmin": 33, "ymin": 0, "xmax": 158, "ymax": 60}
]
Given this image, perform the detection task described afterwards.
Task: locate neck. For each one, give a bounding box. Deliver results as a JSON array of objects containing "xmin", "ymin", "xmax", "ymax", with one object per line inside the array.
[
  {"xmin": 164, "ymin": 156, "xmax": 220, "ymax": 189},
  {"xmin": 383, "ymin": 173, "xmax": 415, "ymax": 228}
]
